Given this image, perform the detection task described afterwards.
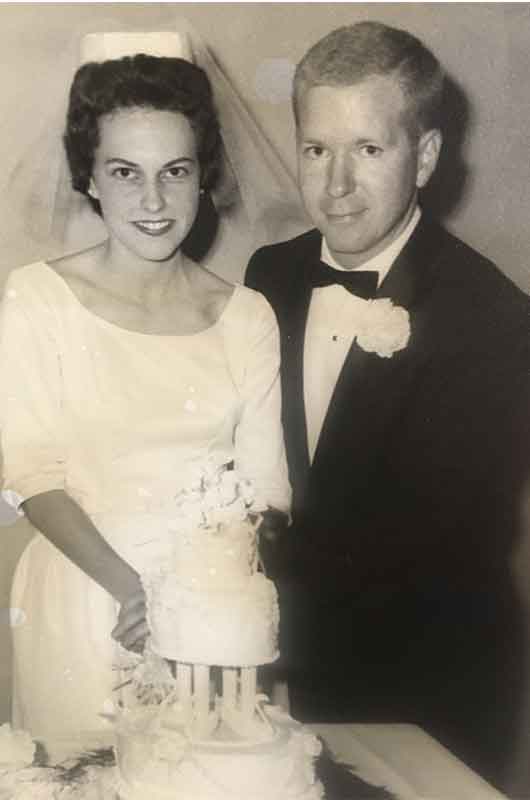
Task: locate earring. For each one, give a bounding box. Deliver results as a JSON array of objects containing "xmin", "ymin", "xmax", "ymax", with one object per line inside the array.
[{"xmin": 199, "ymin": 188, "xmax": 205, "ymax": 196}]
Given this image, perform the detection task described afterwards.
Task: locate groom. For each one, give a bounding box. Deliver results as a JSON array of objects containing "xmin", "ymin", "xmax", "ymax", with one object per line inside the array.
[{"xmin": 246, "ymin": 21, "xmax": 530, "ymax": 788}]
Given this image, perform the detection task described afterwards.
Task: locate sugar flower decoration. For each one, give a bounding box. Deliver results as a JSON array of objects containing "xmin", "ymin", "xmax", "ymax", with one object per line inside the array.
[
  {"xmin": 0, "ymin": 723, "xmax": 35, "ymax": 769},
  {"xmin": 356, "ymin": 298, "xmax": 411, "ymax": 358},
  {"xmin": 170, "ymin": 460, "xmax": 258, "ymax": 533}
]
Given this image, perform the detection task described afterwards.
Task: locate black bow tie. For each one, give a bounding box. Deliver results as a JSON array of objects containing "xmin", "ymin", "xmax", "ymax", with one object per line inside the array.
[{"xmin": 310, "ymin": 260, "xmax": 378, "ymax": 299}]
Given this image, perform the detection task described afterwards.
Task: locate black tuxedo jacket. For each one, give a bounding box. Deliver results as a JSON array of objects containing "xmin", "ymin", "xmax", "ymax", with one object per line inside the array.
[{"xmin": 246, "ymin": 217, "xmax": 530, "ymax": 776}]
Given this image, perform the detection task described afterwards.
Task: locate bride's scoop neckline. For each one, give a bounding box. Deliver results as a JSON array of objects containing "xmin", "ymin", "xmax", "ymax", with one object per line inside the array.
[{"xmin": 41, "ymin": 261, "xmax": 239, "ymax": 339}]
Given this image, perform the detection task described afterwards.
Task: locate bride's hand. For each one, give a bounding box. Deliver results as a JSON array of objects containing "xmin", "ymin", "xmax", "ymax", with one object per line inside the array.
[{"xmin": 112, "ymin": 583, "xmax": 149, "ymax": 654}]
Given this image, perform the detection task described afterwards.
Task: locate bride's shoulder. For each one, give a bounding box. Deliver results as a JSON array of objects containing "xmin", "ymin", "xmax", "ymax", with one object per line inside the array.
[
  {"xmin": 232, "ymin": 283, "xmax": 276, "ymax": 318},
  {"xmin": 191, "ymin": 263, "xmax": 235, "ymax": 320},
  {"xmin": 47, "ymin": 246, "xmax": 117, "ymax": 312},
  {"xmin": 3, "ymin": 255, "xmax": 90, "ymax": 303},
  {"xmin": 48, "ymin": 246, "xmax": 102, "ymax": 294},
  {"xmin": 222, "ymin": 284, "xmax": 278, "ymax": 339}
]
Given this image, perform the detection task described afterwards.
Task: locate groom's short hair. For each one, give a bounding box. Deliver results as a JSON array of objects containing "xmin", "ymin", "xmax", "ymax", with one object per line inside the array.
[{"xmin": 293, "ymin": 21, "xmax": 444, "ymax": 137}]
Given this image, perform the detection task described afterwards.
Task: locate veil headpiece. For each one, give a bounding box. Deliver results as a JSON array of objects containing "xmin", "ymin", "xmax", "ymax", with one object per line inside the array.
[{"xmin": 7, "ymin": 23, "xmax": 308, "ymax": 283}]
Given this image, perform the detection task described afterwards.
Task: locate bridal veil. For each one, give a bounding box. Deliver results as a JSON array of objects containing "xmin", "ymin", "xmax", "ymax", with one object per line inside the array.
[{"xmin": 7, "ymin": 20, "xmax": 308, "ymax": 283}]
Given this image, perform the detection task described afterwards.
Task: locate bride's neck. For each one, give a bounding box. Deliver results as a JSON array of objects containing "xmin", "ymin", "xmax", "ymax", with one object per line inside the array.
[{"xmin": 98, "ymin": 242, "xmax": 193, "ymax": 302}]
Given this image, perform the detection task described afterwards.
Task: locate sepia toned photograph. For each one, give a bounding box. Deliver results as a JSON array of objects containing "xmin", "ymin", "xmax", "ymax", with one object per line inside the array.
[{"xmin": 0, "ymin": 3, "xmax": 528, "ymax": 799}]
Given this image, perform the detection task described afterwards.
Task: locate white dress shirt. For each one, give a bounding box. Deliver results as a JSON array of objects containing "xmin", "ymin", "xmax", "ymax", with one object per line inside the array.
[{"xmin": 304, "ymin": 207, "xmax": 421, "ymax": 462}]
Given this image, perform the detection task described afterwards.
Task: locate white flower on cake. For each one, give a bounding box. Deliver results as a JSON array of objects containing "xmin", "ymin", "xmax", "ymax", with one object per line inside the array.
[
  {"xmin": 0, "ymin": 723, "xmax": 35, "ymax": 769},
  {"xmin": 355, "ymin": 298, "xmax": 411, "ymax": 358},
  {"xmin": 131, "ymin": 649, "xmax": 179, "ymax": 705},
  {"xmin": 170, "ymin": 460, "xmax": 259, "ymax": 534}
]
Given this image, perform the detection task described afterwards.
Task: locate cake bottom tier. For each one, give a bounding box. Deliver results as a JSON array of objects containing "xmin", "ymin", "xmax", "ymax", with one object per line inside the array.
[
  {"xmin": 145, "ymin": 572, "xmax": 279, "ymax": 666},
  {"xmin": 113, "ymin": 706, "xmax": 323, "ymax": 800}
]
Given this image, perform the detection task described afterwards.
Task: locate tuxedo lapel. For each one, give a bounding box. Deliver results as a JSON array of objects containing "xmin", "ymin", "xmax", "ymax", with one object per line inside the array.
[
  {"xmin": 279, "ymin": 231, "xmax": 321, "ymax": 500},
  {"xmin": 311, "ymin": 217, "xmax": 444, "ymax": 485},
  {"xmin": 378, "ymin": 215, "xmax": 445, "ymax": 307}
]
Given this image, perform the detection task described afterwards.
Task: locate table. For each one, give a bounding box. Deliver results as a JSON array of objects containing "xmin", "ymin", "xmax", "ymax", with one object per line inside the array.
[
  {"xmin": 313, "ymin": 723, "xmax": 507, "ymax": 800},
  {"xmin": 0, "ymin": 722, "xmax": 508, "ymax": 799}
]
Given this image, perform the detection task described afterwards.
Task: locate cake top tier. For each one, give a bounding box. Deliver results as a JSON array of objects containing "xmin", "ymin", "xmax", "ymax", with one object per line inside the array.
[
  {"xmin": 173, "ymin": 520, "xmax": 258, "ymax": 589},
  {"xmin": 166, "ymin": 461, "xmax": 262, "ymax": 587}
]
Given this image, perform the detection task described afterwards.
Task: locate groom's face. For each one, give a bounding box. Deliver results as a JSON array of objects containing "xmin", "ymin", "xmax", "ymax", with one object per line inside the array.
[{"xmin": 296, "ymin": 75, "xmax": 439, "ymax": 269}]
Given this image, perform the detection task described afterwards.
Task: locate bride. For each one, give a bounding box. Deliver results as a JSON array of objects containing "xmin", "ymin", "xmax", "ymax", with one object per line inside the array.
[{"xmin": 0, "ymin": 36, "xmax": 291, "ymax": 759}]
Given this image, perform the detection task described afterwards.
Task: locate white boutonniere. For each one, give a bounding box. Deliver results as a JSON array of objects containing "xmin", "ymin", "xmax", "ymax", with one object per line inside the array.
[{"xmin": 356, "ymin": 298, "xmax": 411, "ymax": 358}]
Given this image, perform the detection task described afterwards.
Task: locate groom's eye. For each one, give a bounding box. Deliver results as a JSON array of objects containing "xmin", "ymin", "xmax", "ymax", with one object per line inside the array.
[
  {"xmin": 303, "ymin": 145, "xmax": 327, "ymax": 159},
  {"xmin": 359, "ymin": 144, "xmax": 383, "ymax": 158}
]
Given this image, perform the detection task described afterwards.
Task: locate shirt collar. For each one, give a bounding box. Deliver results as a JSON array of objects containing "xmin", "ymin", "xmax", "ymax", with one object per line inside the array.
[{"xmin": 321, "ymin": 206, "xmax": 421, "ymax": 286}]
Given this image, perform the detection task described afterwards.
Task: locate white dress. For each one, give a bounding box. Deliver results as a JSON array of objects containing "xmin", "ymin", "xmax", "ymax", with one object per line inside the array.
[{"xmin": 0, "ymin": 262, "xmax": 290, "ymax": 758}]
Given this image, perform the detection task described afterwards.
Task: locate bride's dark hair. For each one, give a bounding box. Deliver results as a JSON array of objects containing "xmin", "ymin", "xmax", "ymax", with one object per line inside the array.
[{"xmin": 64, "ymin": 54, "xmax": 222, "ymax": 216}]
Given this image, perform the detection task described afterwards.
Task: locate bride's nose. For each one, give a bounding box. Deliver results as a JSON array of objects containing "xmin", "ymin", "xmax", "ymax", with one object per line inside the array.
[{"xmin": 141, "ymin": 177, "xmax": 165, "ymax": 213}]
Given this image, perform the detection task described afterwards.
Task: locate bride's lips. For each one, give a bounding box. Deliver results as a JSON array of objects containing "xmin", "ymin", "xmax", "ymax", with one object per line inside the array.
[{"xmin": 132, "ymin": 219, "xmax": 175, "ymax": 236}]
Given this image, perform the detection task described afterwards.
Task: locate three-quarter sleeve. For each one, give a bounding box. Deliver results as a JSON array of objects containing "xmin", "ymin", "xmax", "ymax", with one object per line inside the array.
[
  {"xmin": 0, "ymin": 268, "xmax": 66, "ymax": 508},
  {"xmin": 232, "ymin": 289, "xmax": 291, "ymax": 513}
]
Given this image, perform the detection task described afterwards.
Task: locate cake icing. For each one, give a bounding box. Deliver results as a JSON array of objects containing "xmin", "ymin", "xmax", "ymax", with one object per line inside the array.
[
  {"xmin": 113, "ymin": 696, "xmax": 322, "ymax": 800},
  {"xmin": 145, "ymin": 571, "xmax": 279, "ymax": 666}
]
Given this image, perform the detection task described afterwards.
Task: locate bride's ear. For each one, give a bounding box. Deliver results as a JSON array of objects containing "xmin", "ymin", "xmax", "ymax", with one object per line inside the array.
[{"xmin": 88, "ymin": 177, "xmax": 99, "ymax": 200}]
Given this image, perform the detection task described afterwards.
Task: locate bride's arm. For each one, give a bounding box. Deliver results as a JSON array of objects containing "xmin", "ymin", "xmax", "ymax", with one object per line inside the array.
[
  {"xmin": 22, "ymin": 489, "xmax": 148, "ymax": 652},
  {"xmin": 232, "ymin": 291, "xmax": 292, "ymax": 578},
  {"xmin": 0, "ymin": 272, "xmax": 148, "ymax": 651},
  {"xmin": 233, "ymin": 291, "xmax": 292, "ymax": 516}
]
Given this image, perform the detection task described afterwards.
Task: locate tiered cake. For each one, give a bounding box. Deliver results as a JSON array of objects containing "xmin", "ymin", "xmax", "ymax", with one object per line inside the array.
[
  {"xmin": 112, "ymin": 464, "xmax": 324, "ymax": 800},
  {"xmin": 144, "ymin": 513, "xmax": 279, "ymax": 668}
]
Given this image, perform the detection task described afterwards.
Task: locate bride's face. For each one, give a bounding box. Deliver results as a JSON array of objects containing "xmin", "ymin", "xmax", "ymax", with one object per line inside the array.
[{"xmin": 89, "ymin": 107, "xmax": 201, "ymax": 263}]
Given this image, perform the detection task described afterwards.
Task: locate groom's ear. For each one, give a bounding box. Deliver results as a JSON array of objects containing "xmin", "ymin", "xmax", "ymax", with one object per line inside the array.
[{"xmin": 416, "ymin": 129, "xmax": 442, "ymax": 189}]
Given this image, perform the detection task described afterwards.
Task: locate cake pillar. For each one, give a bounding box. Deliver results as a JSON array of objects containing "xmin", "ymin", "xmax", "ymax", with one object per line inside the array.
[
  {"xmin": 193, "ymin": 664, "xmax": 210, "ymax": 737},
  {"xmin": 177, "ymin": 663, "xmax": 193, "ymax": 724},
  {"xmin": 240, "ymin": 667, "xmax": 257, "ymax": 720},
  {"xmin": 222, "ymin": 668, "xmax": 237, "ymax": 712}
]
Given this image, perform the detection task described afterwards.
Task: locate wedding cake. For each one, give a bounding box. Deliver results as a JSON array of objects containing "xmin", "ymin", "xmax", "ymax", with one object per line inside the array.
[
  {"xmin": 112, "ymin": 463, "xmax": 324, "ymax": 800},
  {"xmin": 0, "ymin": 465, "xmax": 389, "ymax": 800}
]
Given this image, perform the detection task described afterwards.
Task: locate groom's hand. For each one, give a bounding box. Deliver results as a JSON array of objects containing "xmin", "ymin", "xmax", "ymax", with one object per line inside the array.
[{"xmin": 258, "ymin": 507, "xmax": 290, "ymax": 579}]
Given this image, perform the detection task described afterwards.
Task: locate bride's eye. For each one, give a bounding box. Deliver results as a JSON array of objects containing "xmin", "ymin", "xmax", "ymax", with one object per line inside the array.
[
  {"xmin": 162, "ymin": 166, "xmax": 190, "ymax": 181},
  {"xmin": 112, "ymin": 166, "xmax": 137, "ymax": 180}
]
